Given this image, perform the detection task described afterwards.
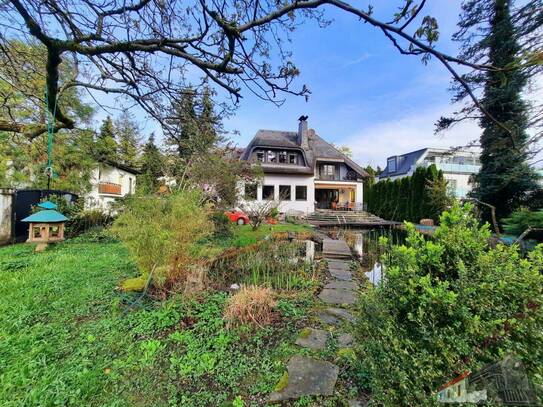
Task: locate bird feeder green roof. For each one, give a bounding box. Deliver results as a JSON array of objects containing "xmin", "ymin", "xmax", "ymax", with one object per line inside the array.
[
  {"xmin": 38, "ymin": 200, "xmax": 58, "ymax": 210},
  {"xmin": 21, "ymin": 210, "xmax": 68, "ymax": 223}
]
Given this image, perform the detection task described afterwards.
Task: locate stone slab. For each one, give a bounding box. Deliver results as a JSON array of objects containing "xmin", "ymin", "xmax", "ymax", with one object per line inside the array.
[
  {"xmin": 338, "ymin": 333, "xmax": 354, "ymax": 347},
  {"xmin": 295, "ymin": 328, "xmax": 329, "ymax": 350},
  {"xmin": 316, "ymin": 311, "xmax": 342, "ymax": 326},
  {"xmin": 329, "ymin": 269, "xmax": 352, "ymax": 281},
  {"xmin": 325, "ymin": 280, "xmax": 358, "ymax": 290},
  {"xmin": 325, "ymin": 307, "xmax": 356, "ymax": 324},
  {"xmin": 327, "ymin": 260, "xmax": 350, "ymax": 271},
  {"xmin": 319, "ymin": 288, "xmax": 357, "ymax": 305},
  {"xmin": 268, "ymin": 356, "xmax": 339, "ymax": 402}
]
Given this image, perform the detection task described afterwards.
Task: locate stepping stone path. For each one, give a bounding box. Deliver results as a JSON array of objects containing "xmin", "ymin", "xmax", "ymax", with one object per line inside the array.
[
  {"xmin": 269, "ymin": 237, "xmax": 362, "ymax": 403},
  {"xmin": 295, "ymin": 328, "xmax": 329, "ymax": 350},
  {"xmin": 268, "ymin": 356, "xmax": 340, "ymax": 402}
]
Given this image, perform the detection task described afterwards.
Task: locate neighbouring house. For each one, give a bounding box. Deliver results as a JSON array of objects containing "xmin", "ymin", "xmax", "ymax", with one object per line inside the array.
[
  {"xmin": 378, "ymin": 148, "xmax": 481, "ymax": 198},
  {"xmin": 239, "ymin": 116, "xmax": 368, "ymax": 215},
  {"xmin": 85, "ymin": 161, "xmax": 139, "ymax": 211}
]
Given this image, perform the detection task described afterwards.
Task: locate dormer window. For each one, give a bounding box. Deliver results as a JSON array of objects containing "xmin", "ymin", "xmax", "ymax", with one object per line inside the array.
[
  {"xmin": 279, "ymin": 151, "xmax": 287, "ymax": 163},
  {"xmin": 256, "ymin": 152, "xmax": 264, "ymax": 162},
  {"xmin": 387, "ymin": 157, "xmax": 397, "ymax": 173},
  {"xmin": 268, "ymin": 151, "xmax": 277, "ymax": 163},
  {"xmin": 289, "ymin": 154, "xmax": 297, "ymax": 164}
]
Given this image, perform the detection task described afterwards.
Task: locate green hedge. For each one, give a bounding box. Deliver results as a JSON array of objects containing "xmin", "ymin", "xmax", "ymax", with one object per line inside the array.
[{"xmin": 367, "ymin": 165, "xmax": 450, "ymax": 223}]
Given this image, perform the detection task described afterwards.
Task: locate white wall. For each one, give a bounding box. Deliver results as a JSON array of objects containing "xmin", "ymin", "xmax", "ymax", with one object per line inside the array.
[
  {"xmin": 239, "ymin": 174, "xmax": 315, "ymax": 214},
  {"xmin": 85, "ymin": 164, "xmax": 137, "ymax": 211},
  {"xmin": 0, "ymin": 189, "xmax": 14, "ymax": 245},
  {"xmin": 443, "ymin": 173, "xmax": 473, "ymax": 198}
]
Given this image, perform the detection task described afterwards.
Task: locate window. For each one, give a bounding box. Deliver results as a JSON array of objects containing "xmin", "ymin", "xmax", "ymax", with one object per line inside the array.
[
  {"xmin": 267, "ymin": 151, "xmax": 277, "ymax": 163},
  {"xmin": 244, "ymin": 183, "xmax": 257, "ymax": 200},
  {"xmin": 256, "ymin": 151, "xmax": 264, "ymax": 162},
  {"xmin": 33, "ymin": 226, "xmax": 42, "ymax": 239},
  {"xmin": 323, "ymin": 165, "xmax": 335, "ymax": 176},
  {"xmin": 295, "ymin": 185, "xmax": 307, "ymax": 201},
  {"xmin": 279, "ymin": 185, "xmax": 291, "ymax": 200},
  {"xmin": 387, "ymin": 157, "xmax": 397, "ymax": 173},
  {"xmin": 349, "ymin": 190, "xmax": 355, "ymax": 202},
  {"xmin": 289, "ymin": 154, "xmax": 297, "ymax": 164},
  {"xmin": 50, "ymin": 225, "xmax": 60, "ymax": 238},
  {"xmin": 262, "ymin": 185, "xmax": 275, "ymax": 200},
  {"xmin": 279, "ymin": 151, "xmax": 288, "ymax": 163}
]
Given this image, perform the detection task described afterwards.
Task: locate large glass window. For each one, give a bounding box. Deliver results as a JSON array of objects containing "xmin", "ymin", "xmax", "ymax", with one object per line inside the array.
[
  {"xmin": 256, "ymin": 151, "xmax": 264, "ymax": 162},
  {"xmin": 262, "ymin": 185, "xmax": 275, "ymax": 200},
  {"xmin": 295, "ymin": 185, "xmax": 307, "ymax": 201},
  {"xmin": 245, "ymin": 183, "xmax": 257, "ymax": 200},
  {"xmin": 289, "ymin": 154, "xmax": 297, "ymax": 164},
  {"xmin": 279, "ymin": 151, "xmax": 287, "ymax": 164},
  {"xmin": 279, "ymin": 185, "xmax": 291, "ymax": 200},
  {"xmin": 267, "ymin": 151, "xmax": 277, "ymax": 163},
  {"xmin": 387, "ymin": 157, "xmax": 397, "ymax": 173}
]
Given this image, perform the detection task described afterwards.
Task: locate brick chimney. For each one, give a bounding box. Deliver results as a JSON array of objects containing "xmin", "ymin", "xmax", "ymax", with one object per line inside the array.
[{"xmin": 298, "ymin": 115, "xmax": 309, "ymax": 149}]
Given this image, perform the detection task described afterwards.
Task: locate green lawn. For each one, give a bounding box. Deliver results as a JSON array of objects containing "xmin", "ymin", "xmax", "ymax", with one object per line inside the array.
[
  {"xmin": 0, "ymin": 225, "xmax": 318, "ymax": 406},
  {"xmin": 225, "ymin": 223, "xmax": 314, "ymax": 248}
]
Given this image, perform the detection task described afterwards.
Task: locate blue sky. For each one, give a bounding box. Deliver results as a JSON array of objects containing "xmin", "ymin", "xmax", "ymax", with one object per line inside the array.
[{"xmin": 93, "ymin": 1, "xmax": 487, "ymax": 168}]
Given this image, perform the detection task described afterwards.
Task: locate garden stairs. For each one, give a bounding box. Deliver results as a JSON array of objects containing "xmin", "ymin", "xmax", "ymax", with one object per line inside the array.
[
  {"xmin": 307, "ymin": 210, "xmax": 399, "ymax": 227},
  {"xmin": 268, "ymin": 237, "xmax": 367, "ymax": 406}
]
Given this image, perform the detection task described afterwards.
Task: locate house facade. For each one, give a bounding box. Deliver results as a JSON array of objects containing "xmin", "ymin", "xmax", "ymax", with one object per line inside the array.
[
  {"xmin": 239, "ymin": 116, "xmax": 368, "ymax": 215},
  {"xmin": 85, "ymin": 161, "xmax": 139, "ymax": 211},
  {"xmin": 378, "ymin": 148, "xmax": 481, "ymax": 198}
]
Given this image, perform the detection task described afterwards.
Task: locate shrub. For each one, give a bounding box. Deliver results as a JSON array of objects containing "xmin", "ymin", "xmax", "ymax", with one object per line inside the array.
[
  {"xmin": 112, "ymin": 191, "xmax": 212, "ymax": 292},
  {"xmin": 210, "ymin": 211, "xmax": 233, "ymax": 238},
  {"xmin": 68, "ymin": 210, "xmax": 114, "ymax": 236},
  {"xmin": 223, "ymin": 285, "xmax": 277, "ymax": 328},
  {"xmin": 356, "ymin": 203, "xmax": 543, "ymax": 406},
  {"xmin": 502, "ymin": 208, "xmax": 543, "ymax": 236}
]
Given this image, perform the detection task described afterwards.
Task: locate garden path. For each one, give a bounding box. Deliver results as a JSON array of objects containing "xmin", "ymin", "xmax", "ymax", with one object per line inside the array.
[{"xmin": 268, "ymin": 238, "xmax": 366, "ymax": 406}]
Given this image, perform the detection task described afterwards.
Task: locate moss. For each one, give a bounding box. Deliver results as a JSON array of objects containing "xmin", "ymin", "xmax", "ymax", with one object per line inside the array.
[
  {"xmin": 273, "ymin": 372, "xmax": 289, "ymax": 392},
  {"xmin": 119, "ymin": 276, "xmax": 147, "ymax": 292},
  {"xmin": 337, "ymin": 347, "xmax": 356, "ymax": 361},
  {"xmin": 298, "ymin": 327, "xmax": 312, "ymax": 339}
]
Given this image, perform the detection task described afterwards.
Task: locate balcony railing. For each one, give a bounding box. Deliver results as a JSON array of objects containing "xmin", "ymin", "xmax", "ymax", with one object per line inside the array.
[{"xmin": 98, "ymin": 182, "xmax": 122, "ymax": 195}]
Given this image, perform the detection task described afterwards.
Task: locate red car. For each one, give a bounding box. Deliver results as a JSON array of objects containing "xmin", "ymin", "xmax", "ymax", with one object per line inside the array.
[{"xmin": 225, "ymin": 209, "xmax": 249, "ymax": 225}]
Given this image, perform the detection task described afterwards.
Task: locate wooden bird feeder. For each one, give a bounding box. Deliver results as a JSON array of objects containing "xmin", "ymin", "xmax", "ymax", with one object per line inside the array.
[{"xmin": 21, "ymin": 201, "xmax": 69, "ymax": 251}]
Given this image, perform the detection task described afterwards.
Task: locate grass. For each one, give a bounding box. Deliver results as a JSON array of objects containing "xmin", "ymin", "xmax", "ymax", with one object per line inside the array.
[
  {"xmin": 224, "ymin": 223, "xmax": 313, "ymax": 248},
  {"xmin": 0, "ymin": 238, "xmax": 316, "ymax": 406}
]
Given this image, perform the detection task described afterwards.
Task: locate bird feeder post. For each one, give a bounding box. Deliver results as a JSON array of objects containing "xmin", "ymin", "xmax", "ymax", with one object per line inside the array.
[{"xmin": 21, "ymin": 201, "xmax": 69, "ymax": 252}]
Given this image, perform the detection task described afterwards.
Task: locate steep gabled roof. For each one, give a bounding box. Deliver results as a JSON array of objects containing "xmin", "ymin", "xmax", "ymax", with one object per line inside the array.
[
  {"xmin": 310, "ymin": 133, "xmax": 367, "ymax": 177},
  {"xmin": 241, "ymin": 128, "xmax": 368, "ymax": 178},
  {"xmin": 379, "ymin": 148, "xmax": 428, "ymax": 178}
]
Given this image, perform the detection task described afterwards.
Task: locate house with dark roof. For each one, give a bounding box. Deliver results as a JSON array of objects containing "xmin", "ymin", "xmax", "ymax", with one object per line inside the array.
[
  {"xmin": 240, "ymin": 116, "xmax": 368, "ymax": 214},
  {"xmin": 378, "ymin": 148, "xmax": 481, "ymax": 198}
]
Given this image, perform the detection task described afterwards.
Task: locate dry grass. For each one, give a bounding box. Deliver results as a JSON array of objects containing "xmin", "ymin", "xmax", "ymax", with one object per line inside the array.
[{"xmin": 223, "ymin": 285, "xmax": 277, "ymax": 328}]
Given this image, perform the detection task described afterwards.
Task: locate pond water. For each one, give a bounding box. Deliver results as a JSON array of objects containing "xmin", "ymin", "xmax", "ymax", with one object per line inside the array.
[{"xmin": 320, "ymin": 227, "xmax": 407, "ymax": 268}]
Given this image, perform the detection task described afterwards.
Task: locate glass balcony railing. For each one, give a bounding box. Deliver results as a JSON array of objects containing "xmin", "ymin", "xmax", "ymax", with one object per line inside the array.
[{"xmin": 420, "ymin": 162, "xmax": 480, "ymax": 174}]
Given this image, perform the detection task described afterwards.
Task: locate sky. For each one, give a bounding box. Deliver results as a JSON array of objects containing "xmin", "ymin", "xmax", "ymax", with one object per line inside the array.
[{"xmin": 89, "ymin": 1, "xmax": 512, "ymax": 169}]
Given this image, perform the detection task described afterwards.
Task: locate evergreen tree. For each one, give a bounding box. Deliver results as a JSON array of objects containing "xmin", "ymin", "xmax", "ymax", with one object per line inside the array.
[
  {"xmin": 165, "ymin": 90, "xmax": 198, "ymax": 160},
  {"xmin": 95, "ymin": 116, "xmax": 118, "ymax": 162},
  {"xmin": 398, "ymin": 177, "xmax": 411, "ymax": 221},
  {"xmin": 138, "ymin": 134, "xmax": 164, "ymax": 194},
  {"xmin": 196, "ymin": 87, "xmax": 222, "ymax": 155},
  {"xmin": 448, "ymin": 0, "xmax": 541, "ymax": 221},
  {"xmin": 115, "ymin": 111, "xmax": 141, "ymax": 167},
  {"xmin": 410, "ymin": 167, "xmax": 426, "ymax": 222}
]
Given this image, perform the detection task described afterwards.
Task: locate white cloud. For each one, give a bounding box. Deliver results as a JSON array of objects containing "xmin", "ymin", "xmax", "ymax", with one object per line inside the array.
[
  {"xmin": 342, "ymin": 52, "xmax": 371, "ymax": 68},
  {"xmin": 343, "ymin": 105, "xmax": 482, "ymax": 168}
]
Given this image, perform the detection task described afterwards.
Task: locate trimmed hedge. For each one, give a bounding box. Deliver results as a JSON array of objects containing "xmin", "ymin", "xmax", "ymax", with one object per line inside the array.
[{"xmin": 367, "ymin": 164, "xmax": 449, "ymax": 223}]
